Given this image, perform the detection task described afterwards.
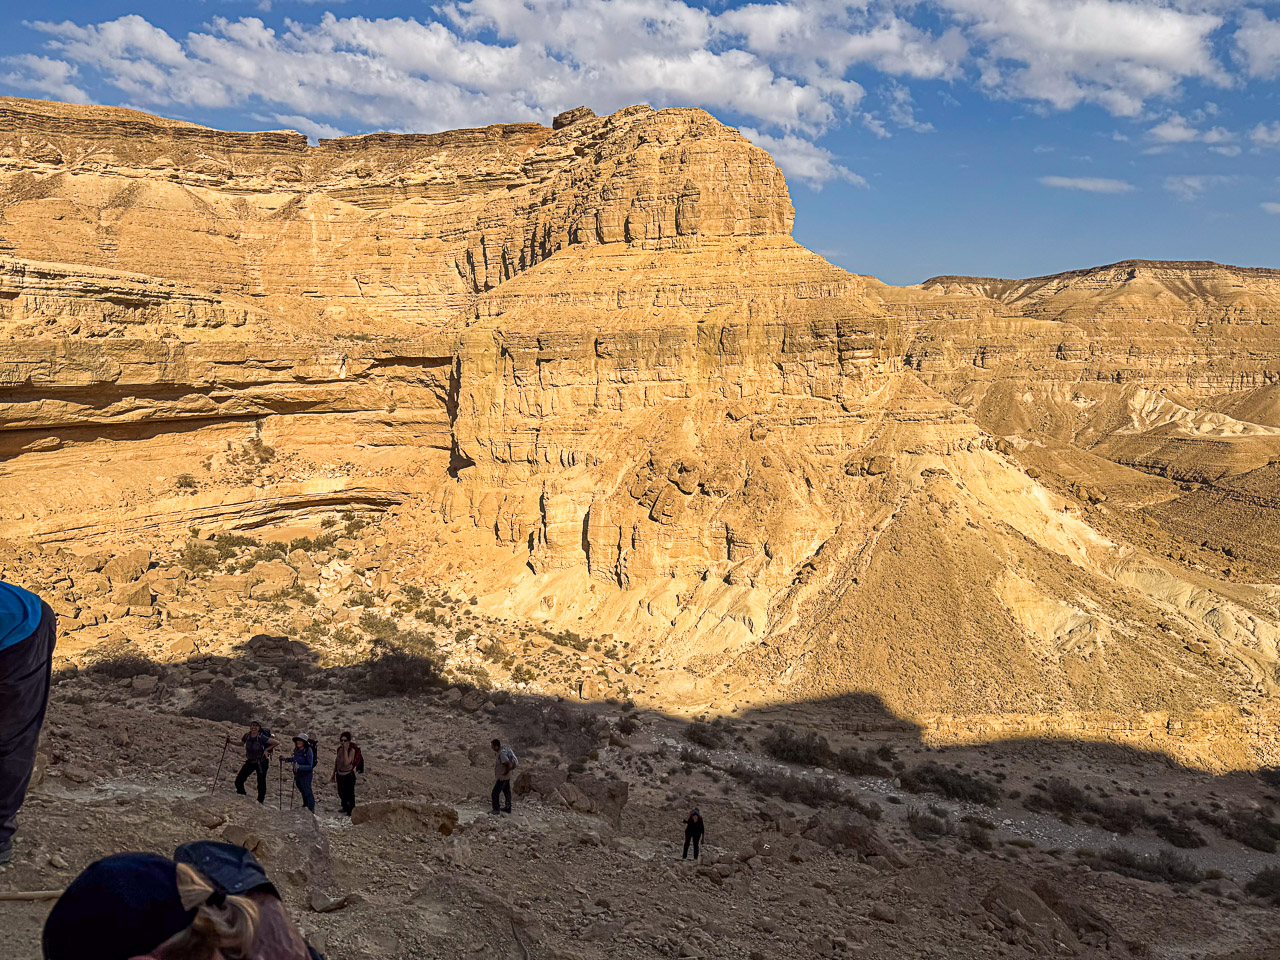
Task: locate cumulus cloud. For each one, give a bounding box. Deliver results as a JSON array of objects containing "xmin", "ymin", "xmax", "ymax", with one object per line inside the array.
[
  {"xmin": 942, "ymin": 0, "xmax": 1228, "ymax": 116},
  {"xmin": 1235, "ymin": 10, "xmax": 1280, "ymax": 77},
  {"xmin": 0, "ymin": 54, "xmax": 89, "ymax": 103},
  {"xmin": 739, "ymin": 127, "xmax": 867, "ymax": 189},
  {"xmin": 1252, "ymin": 122, "xmax": 1280, "ymax": 146},
  {"xmin": 0, "ymin": 1, "xmax": 1264, "ymax": 187},
  {"xmin": 1262, "ymin": 201, "xmax": 1280, "ymax": 215},
  {"xmin": 1163, "ymin": 173, "xmax": 1233, "ymax": 199},
  {"xmin": 1039, "ymin": 175, "xmax": 1135, "ymax": 192}
]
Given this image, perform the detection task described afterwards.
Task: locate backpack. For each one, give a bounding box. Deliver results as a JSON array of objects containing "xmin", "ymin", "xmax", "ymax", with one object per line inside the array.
[
  {"xmin": 354, "ymin": 746, "xmax": 365, "ymax": 775},
  {"xmin": 504, "ymin": 747, "xmax": 518, "ymax": 770}
]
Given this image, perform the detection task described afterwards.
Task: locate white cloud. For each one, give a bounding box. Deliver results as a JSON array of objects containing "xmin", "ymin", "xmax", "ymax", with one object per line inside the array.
[
  {"xmin": 738, "ymin": 127, "xmax": 867, "ymax": 189},
  {"xmin": 1149, "ymin": 114, "xmax": 1199, "ymax": 142},
  {"xmin": 1163, "ymin": 173, "xmax": 1232, "ymax": 199},
  {"xmin": 0, "ymin": 54, "xmax": 89, "ymax": 103},
  {"xmin": 271, "ymin": 113, "xmax": 345, "ymax": 142},
  {"xmin": 882, "ymin": 81, "xmax": 934, "ymax": 132},
  {"xmin": 0, "ymin": 1, "xmax": 1263, "ymax": 189},
  {"xmin": 1039, "ymin": 175, "xmax": 1134, "ymax": 192},
  {"xmin": 1262, "ymin": 202, "xmax": 1280, "ymax": 215},
  {"xmin": 1252, "ymin": 122, "xmax": 1280, "ymax": 146},
  {"xmin": 1147, "ymin": 112, "xmax": 1237, "ymax": 149},
  {"xmin": 943, "ymin": 0, "xmax": 1228, "ymax": 116},
  {"xmin": 1235, "ymin": 10, "xmax": 1280, "ymax": 77}
]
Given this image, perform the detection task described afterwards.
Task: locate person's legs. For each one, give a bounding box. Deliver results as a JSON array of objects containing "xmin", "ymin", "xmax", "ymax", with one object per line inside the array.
[
  {"xmin": 491, "ymin": 779, "xmax": 502, "ymax": 813},
  {"xmin": 682, "ymin": 836, "xmax": 691, "ymax": 859},
  {"xmin": 254, "ymin": 760, "xmax": 268, "ymax": 803},
  {"xmin": 234, "ymin": 761, "xmax": 254, "ymax": 796},
  {"xmin": 500, "ymin": 779, "xmax": 512, "ymax": 813},
  {"xmin": 337, "ymin": 773, "xmax": 355, "ymax": 814},
  {"xmin": 0, "ymin": 603, "xmax": 57, "ymax": 856},
  {"xmin": 692, "ymin": 836, "xmax": 700, "ymax": 859},
  {"xmin": 298, "ymin": 774, "xmax": 315, "ymax": 812}
]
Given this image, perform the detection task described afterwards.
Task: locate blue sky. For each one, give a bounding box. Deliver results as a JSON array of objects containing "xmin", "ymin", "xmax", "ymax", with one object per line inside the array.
[{"xmin": 0, "ymin": 0, "xmax": 1277, "ymax": 284}]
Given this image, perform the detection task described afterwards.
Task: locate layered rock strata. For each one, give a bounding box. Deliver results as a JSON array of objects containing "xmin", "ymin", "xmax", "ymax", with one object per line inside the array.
[{"xmin": 2, "ymin": 97, "xmax": 1280, "ymax": 767}]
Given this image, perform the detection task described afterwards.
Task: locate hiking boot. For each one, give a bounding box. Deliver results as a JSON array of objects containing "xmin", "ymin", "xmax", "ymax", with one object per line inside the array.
[{"xmin": 0, "ymin": 840, "xmax": 12, "ymax": 866}]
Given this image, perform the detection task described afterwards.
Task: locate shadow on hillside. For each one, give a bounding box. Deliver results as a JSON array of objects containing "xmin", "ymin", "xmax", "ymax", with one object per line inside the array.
[{"xmin": 64, "ymin": 635, "xmax": 1280, "ymax": 835}]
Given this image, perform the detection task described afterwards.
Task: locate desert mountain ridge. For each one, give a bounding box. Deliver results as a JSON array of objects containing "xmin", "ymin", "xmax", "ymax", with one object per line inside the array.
[{"xmin": 1, "ymin": 96, "xmax": 1279, "ymax": 773}]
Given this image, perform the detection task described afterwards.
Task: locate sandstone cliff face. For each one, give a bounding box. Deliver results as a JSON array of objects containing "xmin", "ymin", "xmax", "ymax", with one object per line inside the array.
[{"xmin": 3, "ymin": 97, "xmax": 1280, "ymax": 768}]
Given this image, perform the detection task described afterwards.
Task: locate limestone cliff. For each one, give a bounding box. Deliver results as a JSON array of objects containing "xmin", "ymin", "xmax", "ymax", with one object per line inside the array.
[{"xmin": 2, "ymin": 97, "xmax": 1280, "ymax": 768}]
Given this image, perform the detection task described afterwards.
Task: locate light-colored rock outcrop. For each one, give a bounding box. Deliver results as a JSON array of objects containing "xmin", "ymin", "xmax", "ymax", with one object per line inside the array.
[{"xmin": 3, "ymin": 96, "xmax": 1280, "ymax": 767}]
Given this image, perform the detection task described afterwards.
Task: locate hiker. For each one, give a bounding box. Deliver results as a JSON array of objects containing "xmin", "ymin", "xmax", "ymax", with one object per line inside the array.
[
  {"xmin": 331, "ymin": 731, "xmax": 363, "ymax": 816},
  {"xmin": 285, "ymin": 734, "xmax": 316, "ymax": 813},
  {"xmin": 490, "ymin": 738, "xmax": 517, "ymax": 815},
  {"xmin": 683, "ymin": 808, "xmax": 705, "ymax": 860},
  {"xmin": 0, "ymin": 580, "xmax": 56, "ymax": 866},
  {"xmin": 234, "ymin": 722, "xmax": 278, "ymax": 804},
  {"xmin": 42, "ymin": 840, "xmax": 323, "ymax": 960}
]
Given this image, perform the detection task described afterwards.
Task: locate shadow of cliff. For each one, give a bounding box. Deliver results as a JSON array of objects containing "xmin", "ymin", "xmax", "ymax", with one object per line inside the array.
[{"xmin": 62, "ymin": 635, "xmax": 1280, "ymax": 841}]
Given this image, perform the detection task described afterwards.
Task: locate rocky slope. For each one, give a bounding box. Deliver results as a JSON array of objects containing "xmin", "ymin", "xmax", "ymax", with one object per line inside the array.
[{"xmin": 2, "ymin": 97, "xmax": 1280, "ymax": 769}]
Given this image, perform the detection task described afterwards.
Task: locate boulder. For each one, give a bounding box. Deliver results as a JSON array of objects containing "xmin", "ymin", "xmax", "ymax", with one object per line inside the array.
[
  {"xmin": 557, "ymin": 774, "xmax": 629, "ymax": 828},
  {"xmin": 350, "ymin": 799, "xmax": 457, "ymax": 835},
  {"xmin": 459, "ymin": 689, "xmax": 487, "ymax": 713},
  {"xmin": 862, "ymin": 455, "xmax": 891, "ymax": 476},
  {"xmin": 249, "ymin": 561, "xmax": 298, "ymax": 599},
  {"xmin": 983, "ymin": 882, "xmax": 1079, "ymax": 952},
  {"xmin": 111, "ymin": 581, "xmax": 154, "ymax": 608},
  {"xmin": 801, "ymin": 810, "xmax": 905, "ymax": 866},
  {"xmin": 102, "ymin": 548, "xmax": 151, "ymax": 585},
  {"xmin": 514, "ymin": 765, "xmax": 569, "ymax": 798}
]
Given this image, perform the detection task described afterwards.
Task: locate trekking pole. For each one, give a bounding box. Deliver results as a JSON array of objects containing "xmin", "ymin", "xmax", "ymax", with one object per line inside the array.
[
  {"xmin": 212, "ymin": 734, "xmax": 231, "ymax": 790},
  {"xmin": 278, "ymin": 758, "xmax": 284, "ymax": 811}
]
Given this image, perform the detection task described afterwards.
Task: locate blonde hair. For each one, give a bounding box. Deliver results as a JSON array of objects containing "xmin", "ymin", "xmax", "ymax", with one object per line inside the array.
[{"xmin": 159, "ymin": 862, "xmax": 260, "ymax": 959}]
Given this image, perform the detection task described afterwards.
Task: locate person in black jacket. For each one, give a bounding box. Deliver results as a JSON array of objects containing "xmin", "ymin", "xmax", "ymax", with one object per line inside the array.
[
  {"xmin": 682, "ymin": 808, "xmax": 705, "ymax": 860},
  {"xmin": 234, "ymin": 722, "xmax": 278, "ymax": 804},
  {"xmin": 0, "ymin": 580, "xmax": 56, "ymax": 866}
]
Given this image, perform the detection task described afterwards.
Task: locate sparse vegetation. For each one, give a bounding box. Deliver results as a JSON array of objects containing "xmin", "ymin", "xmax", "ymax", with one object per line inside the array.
[
  {"xmin": 685, "ymin": 718, "xmax": 733, "ymax": 749},
  {"xmin": 88, "ymin": 652, "xmax": 163, "ymax": 680},
  {"xmin": 760, "ymin": 725, "xmax": 832, "ymax": 766},
  {"xmin": 1082, "ymin": 846, "xmax": 1204, "ymax": 885},
  {"xmin": 182, "ymin": 687, "xmax": 258, "ymax": 723},
  {"xmin": 900, "ymin": 762, "xmax": 1000, "ymax": 806},
  {"xmin": 364, "ymin": 651, "xmax": 444, "ymax": 697},
  {"xmin": 1246, "ymin": 867, "xmax": 1280, "ymax": 905}
]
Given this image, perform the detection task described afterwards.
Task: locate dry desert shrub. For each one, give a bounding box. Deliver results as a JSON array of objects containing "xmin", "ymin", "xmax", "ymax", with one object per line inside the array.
[
  {"xmin": 182, "ymin": 687, "xmax": 258, "ymax": 724},
  {"xmin": 760, "ymin": 725, "xmax": 832, "ymax": 766},
  {"xmin": 1082, "ymin": 846, "xmax": 1204, "ymax": 885},
  {"xmin": 685, "ymin": 718, "xmax": 732, "ymax": 749},
  {"xmin": 364, "ymin": 651, "xmax": 444, "ymax": 697},
  {"xmin": 88, "ymin": 652, "xmax": 164, "ymax": 680},
  {"xmin": 1246, "ymin": 867, "xmax": 1280, "ymax": 905},
  {"xmin": 899, "ymin": 761, "xmax": 1001, "ymax": 806}
]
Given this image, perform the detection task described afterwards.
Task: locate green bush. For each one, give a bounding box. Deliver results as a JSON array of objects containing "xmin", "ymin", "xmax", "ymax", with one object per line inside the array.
[
  {"xmin": 359, "ymin": 612, "xmax": 399, "ymax": 642},
  {"xmin": 178, "ymin": 541, "xmax": 220, "ymax": 573}
]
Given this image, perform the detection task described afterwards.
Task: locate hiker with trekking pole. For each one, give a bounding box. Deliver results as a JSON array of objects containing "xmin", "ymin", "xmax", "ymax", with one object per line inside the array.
[
  {"xmin": 285, "ymin": 734, "xmax": 317, "ymax": 813},
  {"xmin": 232, "ymin": 722, "xmax": 278, "ymax": 804}
]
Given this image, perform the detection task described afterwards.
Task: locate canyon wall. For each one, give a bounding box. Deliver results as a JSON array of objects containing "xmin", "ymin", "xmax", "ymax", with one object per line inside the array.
[{"xmin": 3, "ymin": 97, "xmax": 1279, "ymax": 767}]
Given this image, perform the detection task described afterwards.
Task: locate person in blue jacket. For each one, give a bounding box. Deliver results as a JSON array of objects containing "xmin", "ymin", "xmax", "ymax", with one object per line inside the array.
[
  {"xmin": 0, "ymin": 580, "xmax": 57, "ymax": 866},
  {"xmin": 285, "ymin": 734, "xmax": 316, "ymax": 812}
]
